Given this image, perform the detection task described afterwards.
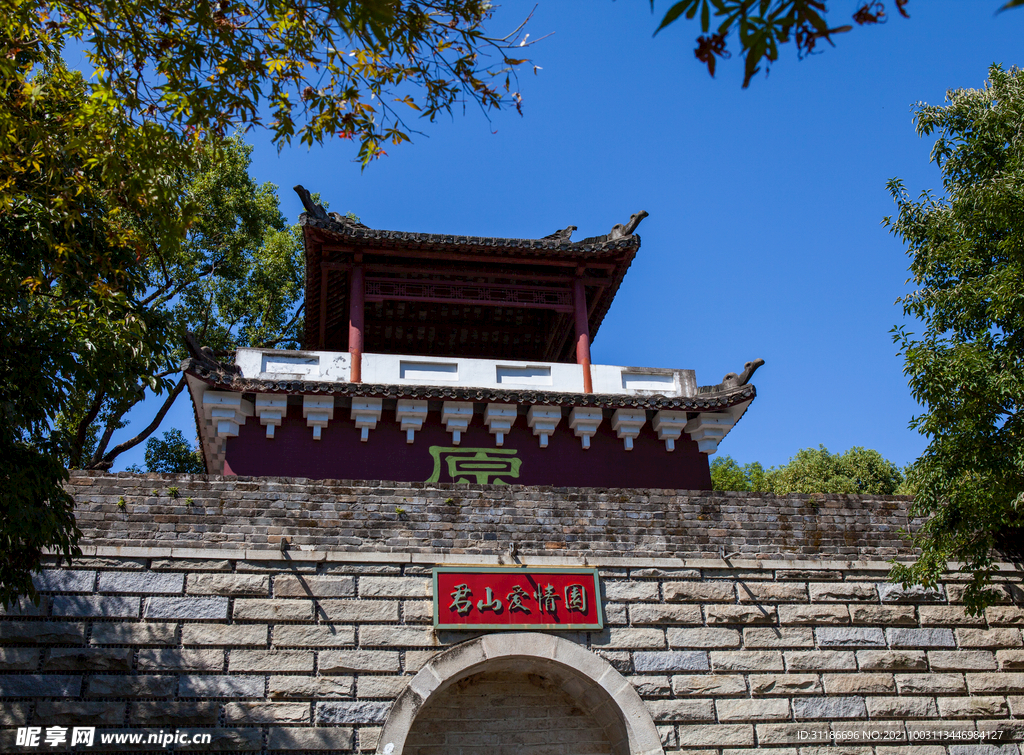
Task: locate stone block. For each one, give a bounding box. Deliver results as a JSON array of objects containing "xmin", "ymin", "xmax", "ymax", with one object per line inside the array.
[
  {"xmin": 187, "ymin": 574, "xmax": 269, "ymax": 596},
  {"xmin": 43, "ymin": 647, "xmax": 132, "ymax": 672},
  {"xmin": 138, "ymin": 648, "xmax": 223, "ymax": 671},
  {"xmin": 792, "ymin": 696, "xmax": 868, "ymax": 720},
  {"xmin": 269, "ymin": 675, "xmax": 353, "ymax": 698},
  {"xmin": 603, "ymin": 581, "xmax": 660, "ymax": 602},
  {"xmin": 957, "ymin": 629, "xmax": 1023, "ymax": 648},
  {"xmin": 706, "ymin": 605, "xmax": 778, "ymax": 625},
  {"xmin": 273, "ymin": 575, "xmax": 355, "ymax": 597},
  {"xmin": 749, "ymin": 674, "xmax": 822, "ymax": 695},
  {"xmin": 877, "ymin": 583, "xmax": 944, "ymax": 603},
  {"xmin": 658, "ymin": 724, "xmax": 679, "ymax": 749},
  {"xmin": 401, "ymin": 601, "xmax": 433, "ymax": 623},
  {"xmin": 976, "ymin": 720, "xmax": 1024, "ymax": 742},
  {"xmin": 675, "ymin": 724, "xmax": 755, "ymax": 747},
  {"xmin": 1010, "ymin": 696, "xmax": 1024, "ymax": 716},
  {"xmin": 779, "ymin": 605, "xmax": 850, "ymax": 625},
  {"xmin": 967, "ymin": 673, "xmax": 1024, "ymax": 694},
  {"xmin": 87, "ymin": 675, "xmax": 175, "ymax": 697},
  {"xmin": 986, "ymin": 607, "xmax": 1024, "ymax": 626},
  {"xmin": 52, "ymin": 596, "xmax": 140, "ymax": 618},
  {"xmin": 742, "ymin": 628, "xmax": 814, "ymax": 648},
  {"xmin": 671, "ymin": 674, "xmax": 747, "ymax": 697},
  {"xmin": 856, "ymin": 650, "xmax": 927, "ymax": 671},
  {"xmin": 358, "ymin": 676, "xmax": 410, "ymax": 699},
  {"xmin": 32, "ymin": 570, "xmax": 95, "ymax": 593},
  {"xmin": 404, "ymin": 650, "xmax": 441, "ymax": 673},
  {"xmin": 865, "ymin": 696, "xmax": 938, "ymax": 718},
  {"xmin": 948, "ymin": 747, "xmax": 1019, "ymax": 755},
  {"xmin": 319, "ymin": 650, "xmax": 401, "ymax": 674},
  {"xmin": 223, "ymin": 702, "xmax": 310, "ymax": 723},
  {"xmin": 929, "ymin": 650, "xmax": 996, "ymax": 671},
  {"xmin": 97, "ymin": 571, "xmax": 184, "ymax": 594},
  {"xmin": 316, "ymin": 701, "xmax": 391, "ymax": 725},
  {"xmin": 358, "ymin": 577, "xmax": 430, "ymax": 598},
  {"xmin": 91, "ymin": 623, "xmax": 177, "ymax": 645},
  {"xmin": 591, "ymin": 628, "xmax": 666, "ymax": 649},
  {"xmin": 630, "ymin": 603, "xmax": 703, "ymax": 625},
  {"xmin": 918, "ymin": 605, "xmax": 986, "ymax": 626},
  {"xmin": 0, "ymin": 675, "xmax": 80, "ymax": 697},
  {"xmin": 0, "ymin": 621, "xmax": 84, "ymax": 644},
  {"xmin": 152, "ymin": 559, "xmax": 231, "ymax": 571},
  {"xmin": 937, "ymin": 696, "xmax": 1009, "ymax": 718},
  {"xmin": 821, "ymin": 673, "xmax": 895, "ymax": 694},
  {"xmin": 738, "ymin": 583, "xmax": 808, "ymax": 602},
  {"xmin": 784, "ymin": 650, "xmax": 857, "ymax": 671},
  {"xmin": 997, "ymin": 650, "xmax": 1024, "ymax": 670},
  {"xmin": 628, "ymin": 674, "xmax": 671, "ymax": 697},
  {"xmin": 849, "ymin": 605, "xmax": 917, "ymax": 625},
  {"xmin": 0, "ymin": 647, "xmax": 39, "ymax": 671},
  {"xmin": 887, "ymin": 628, "xmax": 956, "ymax": 648},
  {"xmin": 757, "ymin": 723, "xmax": 829, "ymax": 745},
  {"xmin": 631, "ymin": 568, "xmax": 701, "ymax": 579},
  {"xmin": 710, "ymin": 651, "xmax": 784, "ymax": 672},
  {"xmin": 647, "ymin": 699, "xmax": 716, "ymax": 722},
  {"xmin": 622, "ymin": 649, "xmax": 705, "ymax": 676},
  {"xmin": 273, "ymin": 625, "xmax": 356, "ymax": 647},
  {"xmin": 179, "ymin": 675, "xmax": 264, "ymax": 698},
  {"xmin": 232, "ymin": 599, "xmax": 313, "ymax": 621},
  {"xmin": 359, "ymin": 626, "xmax": 437, "ymax": 647},
  {"xmin": 875, "ymin": 747, "xmax": 943, "ymax": 755},
  {"xmin": 131, "ymin": 702, "xmax": 219, "ymax": 726},
  {"xmin": 809, "ymin": 582, "xmax": 877, "ymax": 602},
  {"xmin": 316, "ymin": 599, "xmax": 399, "ymax": 623},
  {"xmin": 266, "ymin": 727, "xmax": 355, "ymax": 751},
  {"xmin": 34, "ymin": 701, "xmax": 125, "ymax": 726},
  {"xmin": 667, "ymin": 628, "xmax": 741, "ymax": 649},
  {"xmin": 816, "ymin": 628, "xmax": 886, "ymax": 647},
  {"xmin": 182, "ymin": 624, "xmax": 267, "ymax": 646},
  {"xmin": 0, "ymin": 597, "xmax": 46, "ymax": 617},
  {"xmin": 663, "ymin": 581, "xmax": 735, "ymax": 602},
  {"xmin": 716, "ymin": 698, "xmax": 791, "ymax": 721},
  {"xmin": 895, "ymin": 673, "xmax": 967, "ymax": 695},
  {"xmin": 229, "ymin": 650, "xmax": 314, "ymax": 673},
  {"xmin": 144, "ymin": 596, "xmax": 228, "ymax": 620}
]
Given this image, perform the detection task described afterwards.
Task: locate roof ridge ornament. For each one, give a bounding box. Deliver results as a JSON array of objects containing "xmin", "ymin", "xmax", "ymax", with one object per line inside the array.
[
  {"xmin": 542, "ymin": 225, "xmax": 577, "ymax": 241},
  {"xmin": 293, "ymin": 184, "xmax": 329, "ymax": 222},
  {"xmin": 608, "ymin": 210, "xmax": 649, "ymax": 240},
  {"xmin": 721, "ymin": 358, "xmax": 765, "ymax": 389}
]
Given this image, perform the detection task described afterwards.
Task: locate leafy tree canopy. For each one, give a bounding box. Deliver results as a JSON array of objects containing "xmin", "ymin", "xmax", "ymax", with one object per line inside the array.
[
  {"xmin": 142, "ymin": 429, "xmax": 204, "ymax": 474},
  {"xmin": 885, "ymin": 64, "xmax": 1024, "ymax": 615},
  {"xmin": 711, "ymin": 446, "xmax": 905, "ymax": 495},
  {"xmin": 647, "ymin": 1, "xmax": 1018, "ymax": 88}
]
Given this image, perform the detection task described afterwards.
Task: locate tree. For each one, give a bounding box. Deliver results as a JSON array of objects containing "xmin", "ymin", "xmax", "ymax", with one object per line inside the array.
[
  {"xmin": 885, "ymin": 65, "xmax": 1024, "ymax": 614},
  {"xmin": 19, "ymin": 0, "xmax": 534, "ymax": 164},
  {"xmin": 142, "ymin": 429, "xmax": 205, "ymax": 474},
  {"xmin": 647, "ymin": 1, "xmax": 1018, "ymax": 89},
  {"xmin": 69, "ymin": 136, "xmax": 306, "ymax": 472},
  {"xmin": 711, "ymin": 447, "xmax": 904, "ymax": 494}
]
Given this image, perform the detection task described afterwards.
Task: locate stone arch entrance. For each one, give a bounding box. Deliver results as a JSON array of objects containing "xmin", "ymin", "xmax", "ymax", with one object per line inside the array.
[{"xmin": 377, "ymin": 633, "xmax": 664, "ymax": 755}]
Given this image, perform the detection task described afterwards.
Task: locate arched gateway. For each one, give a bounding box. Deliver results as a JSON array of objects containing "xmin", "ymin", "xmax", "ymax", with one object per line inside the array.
[{"xmin": 377, "ymin": 633, "xmax": 664, "ymax": 755}]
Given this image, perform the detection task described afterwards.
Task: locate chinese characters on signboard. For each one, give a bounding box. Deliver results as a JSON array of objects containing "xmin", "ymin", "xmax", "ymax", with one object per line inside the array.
[{"xmin": 433, "ymin": 568, "xmax": 602, "ymax": 630}]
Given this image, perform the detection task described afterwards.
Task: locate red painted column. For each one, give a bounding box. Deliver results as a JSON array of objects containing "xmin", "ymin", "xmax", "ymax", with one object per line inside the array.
[
  {"xmin": 349, "ymin": 263, "xmax": 364, "ymax": 383},
  {"xmin": 573, "ymin": 277, "xmax": 593, "ymax": 393}
]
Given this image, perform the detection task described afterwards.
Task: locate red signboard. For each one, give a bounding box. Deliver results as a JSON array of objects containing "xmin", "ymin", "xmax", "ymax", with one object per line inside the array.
[{"xmin": 432, "ymin": 567, "xmax": 603, "ymax": 630}]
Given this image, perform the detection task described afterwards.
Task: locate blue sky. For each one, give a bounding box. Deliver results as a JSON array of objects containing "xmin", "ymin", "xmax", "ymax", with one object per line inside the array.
[{"xmin": 111, "ymin": 1, "xmax": 1024, "ymax": 472}]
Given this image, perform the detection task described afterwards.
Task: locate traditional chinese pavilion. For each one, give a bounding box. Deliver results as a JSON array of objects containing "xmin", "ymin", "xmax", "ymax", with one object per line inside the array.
[{"xmin": 182, "ymin": 187, "xmax": 761, "ymax": 488}]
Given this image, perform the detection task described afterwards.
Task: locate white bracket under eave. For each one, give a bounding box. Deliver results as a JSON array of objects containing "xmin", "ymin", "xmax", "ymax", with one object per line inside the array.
[
  {"xmin": 612, "ymin": 408, "xmax": 646, "ymax": 451},
  {"xmin": 484, "ymin": 404, "xmax": 517, "ymax": 446},
  {"xmin": 395, "ymin": 399, "xmax": 428, "ymax": 444},
  {"xmin": 568, "ymin": 407, "xmax": 603, "ymax": 450},
  {"xmin": 351, "ymin": 398, "xmax": 383, "ymax": 442},
  {"xmin": 302, "ymin": 396, "xmax": 334, "ymax": 441},
  {"xmin": 527, "ymin": 406, "xmax": 562, "ymax": 448},
  {"xmin": 254, "ymin": 394, "xmax": 287, "ymax": 439},
  {"xmin": 652, "ymin": 410, "xmax": 688, "ymax": 452},
  {"xmin": 202, "ymin": 391, "xmax": 254, "ymax": 439},
  {"xmin": 441, "ymin": 402, "xmax": 473, "ymax": 446},
  {"xmin": 684, "ymin": 412, "xmax": 736, "ymax": 454}
]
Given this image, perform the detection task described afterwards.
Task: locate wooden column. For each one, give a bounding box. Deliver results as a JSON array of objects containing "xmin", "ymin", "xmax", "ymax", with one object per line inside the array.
[
  {"xmin": 349, "ymin": 262, "xmax": 364, "ymax": 383},
  {"xmin": 573, "ymin": 276, "xmax": 593, "ymax": 393}
]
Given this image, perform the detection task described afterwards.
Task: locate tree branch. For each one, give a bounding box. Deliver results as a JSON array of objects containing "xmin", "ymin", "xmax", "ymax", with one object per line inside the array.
[
  {"xmin": 88, "ymin": 376, "xmax": 188, "ymax": 469},
  {"xmin": 69, "ymin": 389, "xmax": 106, "ymax": 469}
]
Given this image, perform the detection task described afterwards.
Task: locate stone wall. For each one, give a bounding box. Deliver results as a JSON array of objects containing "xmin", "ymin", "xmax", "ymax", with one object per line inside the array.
[
  {"xmin": 1, "ymin": 473, "xmax": 1022, "ymax": 755},
  {"xmin": 67, "ymin": 472, "xmax": 916, "ymax": 560}
]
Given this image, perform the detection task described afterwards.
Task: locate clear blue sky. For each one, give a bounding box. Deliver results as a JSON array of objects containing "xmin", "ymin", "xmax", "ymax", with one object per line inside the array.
[{"xmin": 111, "ymin": 1, "xmax": 1024, "ymax": 473}]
